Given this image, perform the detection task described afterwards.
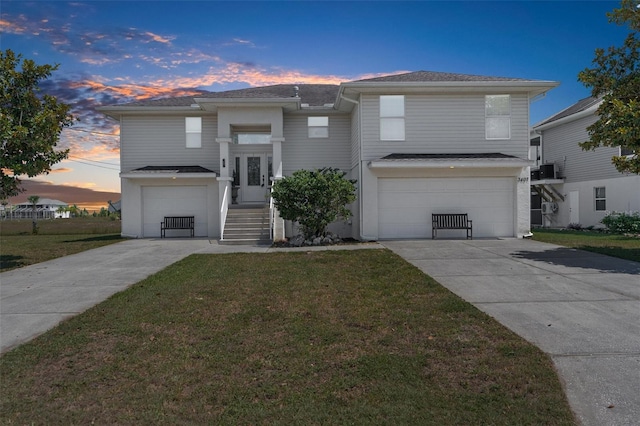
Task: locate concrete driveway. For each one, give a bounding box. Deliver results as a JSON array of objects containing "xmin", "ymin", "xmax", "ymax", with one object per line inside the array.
[
  {"xmin": 382, "ymin": 238, "xmax": 640, "ymax": 426},
  {"xmin": 0, "ymin": 239, "xmax": 273, "ymax": 354}
]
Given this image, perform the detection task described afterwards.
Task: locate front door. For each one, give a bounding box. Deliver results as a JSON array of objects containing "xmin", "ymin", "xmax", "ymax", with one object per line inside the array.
[
  {"xmin": 569, "ymin": 190, "xmax": 579, "ymax": 224},
  {"xmin": 242, "ymin": 154, "xmax": 268, "ymax": 203}
]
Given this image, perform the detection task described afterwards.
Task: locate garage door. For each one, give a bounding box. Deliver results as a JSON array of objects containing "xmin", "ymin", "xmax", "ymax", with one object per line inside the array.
[
  {"xmin": 378, "ymin": 177, "xmax": 514, "ymax": 239},
  {"xmin": 142, "ymin": 186, "xmax": 208, "ymax": 237}
]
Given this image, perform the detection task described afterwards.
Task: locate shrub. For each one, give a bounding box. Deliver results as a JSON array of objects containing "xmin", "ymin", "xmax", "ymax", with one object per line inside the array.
[
  {"xmin": 601, "ymin": 211, "xmax": 640, "ymax": 234},
  {"xmin": 272, "ymin": 168, "xmax": 356, "ymax": 239}
]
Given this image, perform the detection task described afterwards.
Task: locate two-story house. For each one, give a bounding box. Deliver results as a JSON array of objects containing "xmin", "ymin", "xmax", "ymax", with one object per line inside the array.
[
  {"xmin": 531, "ymin": 96, "xmax": 640, "ymax": 228},
  {"xmin": 99, "ymin": 71, "xmax": 558, "ymax": 242}
]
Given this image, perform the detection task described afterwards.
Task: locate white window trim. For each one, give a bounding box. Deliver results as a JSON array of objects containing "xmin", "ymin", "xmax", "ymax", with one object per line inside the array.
[
  {"xmin": 380, "ymin": 95, "xmax": 405, "ymax": 141},
  {"xmin": 185, "ymin": 117, "xmax": 202, "ymax": 148},
  {"xmin": 308, "ymin": 116, "xmax": 329, "ymax": 138},
  {"xmin": 594, "ymin": 186, "xmax": 606, "ymax": 211},
  {"xmin": 485, "ymin": 95, "xmax": 511, "ymax": 140}
]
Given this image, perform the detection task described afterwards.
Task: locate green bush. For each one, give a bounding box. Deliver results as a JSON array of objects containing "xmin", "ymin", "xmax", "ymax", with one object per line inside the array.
[
  {"xmin": 601, "ymin": 211, "xmax": 640, "ymax": 234},
  {"xmin": 271, "ymin": 167, "xmax": 356, "ymax": 239}
]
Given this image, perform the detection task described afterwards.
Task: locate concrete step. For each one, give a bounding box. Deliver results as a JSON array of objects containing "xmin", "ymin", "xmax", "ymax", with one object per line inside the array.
[{"xmin": 223, "ymin": 204, "xmax": 271, "ymax": 245}]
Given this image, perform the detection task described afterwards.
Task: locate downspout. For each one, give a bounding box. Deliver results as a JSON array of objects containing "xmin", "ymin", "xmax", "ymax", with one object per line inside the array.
[{"xmin": 340, "ymin": 94, "xmax": 363, "ymax": 240}]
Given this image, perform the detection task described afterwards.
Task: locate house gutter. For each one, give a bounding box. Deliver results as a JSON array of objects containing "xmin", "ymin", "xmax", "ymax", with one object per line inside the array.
[{"xmin": 368, "ymin": 159, "xmax": 531, "ymax": 169}]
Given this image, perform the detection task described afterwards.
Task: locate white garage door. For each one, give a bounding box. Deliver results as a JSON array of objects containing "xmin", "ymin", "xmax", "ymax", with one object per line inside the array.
[
  {"xmin": 142, "ymin": 186, "xmax": 208, "ymax": 237},
  {"xmin": 378, "ymin": 177, "xmax": 514, "ymax": 239}
]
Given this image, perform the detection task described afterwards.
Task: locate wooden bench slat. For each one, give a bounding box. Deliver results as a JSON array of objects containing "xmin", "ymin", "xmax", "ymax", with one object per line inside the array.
[
  {"xmin": 432, "ymin": 214, "xmax": 472, "ymax": 240},
  {"xmin": 161, "ymin": 216, "xmax": 195, "ymax": 238}
]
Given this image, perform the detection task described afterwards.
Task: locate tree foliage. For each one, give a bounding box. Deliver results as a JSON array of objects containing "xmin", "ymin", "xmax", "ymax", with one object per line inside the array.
[
  {"xmin": 577, "ymin": 0, "xmax": 640, "ymax": 174},
  {"xmin": 271, "ymin": 167, "xmax": 357, "ymax": 239},
  {"xmin": 1, "ymin": 49, "xmax": 74, "ymax": 198}
]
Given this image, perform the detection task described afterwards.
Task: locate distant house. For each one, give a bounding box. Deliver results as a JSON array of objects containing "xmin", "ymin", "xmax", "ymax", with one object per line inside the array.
[
  {"xmin": 99, "ymin": 71, "xmax": 558, "ymax": 241},
  {"xmin": 11, "ymin": 198, "xmax": 70, "ymax": 219},
  {"xmin": 531, "ymin": 97, "xmax": 640, "ymax": 228}
]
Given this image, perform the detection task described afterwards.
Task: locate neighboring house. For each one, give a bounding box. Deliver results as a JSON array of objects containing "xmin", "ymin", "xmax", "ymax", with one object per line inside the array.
[
  {"xmin": 531, "ymin": 96, "xmax": 640, "ymax": 228},
  {"xmin": 99, "ymin": 71, "xmax": 558, "ymax": 241},
  {"xmin": 11, "ymin": 198, "xmax": 70, "ymax": 219}
]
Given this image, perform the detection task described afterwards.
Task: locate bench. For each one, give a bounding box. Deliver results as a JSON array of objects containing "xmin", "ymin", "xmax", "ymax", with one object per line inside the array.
[
  {"xmin": 432, "ymin": 213, "xmax": 472, "ymax": 240},
  {"xmin": 161, "ymin": 216, "xmax": 195, "ymax": 238}
]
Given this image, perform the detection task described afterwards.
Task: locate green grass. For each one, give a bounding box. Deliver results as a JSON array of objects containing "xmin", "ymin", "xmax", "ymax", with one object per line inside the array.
[
  {"xmin": 0, "ymin": 217, "xmax": 125, "ymax": 272},
  {"xmin": 532, "ymin": 228, "xmax": 640, "ymax": 262},
  {"xmin": 0, "ymin": 250, "xmax": 576, "ymax": 425}
]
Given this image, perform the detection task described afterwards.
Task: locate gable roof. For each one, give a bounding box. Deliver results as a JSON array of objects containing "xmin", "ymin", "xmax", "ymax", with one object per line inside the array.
[
  {"xmin": 118, "ymin": 84, "xmax": 339, "ymax": 108},
  {"xmin": 534, "ymin": 96, "xmax": 602, "ymax": 129},
  {"xmin": 100, "ymin": 70, "xmax": 558, "ymax": 115},
  {"xmin": 355, "ymin": 70, "xmax": 530, "ymax": 83}
]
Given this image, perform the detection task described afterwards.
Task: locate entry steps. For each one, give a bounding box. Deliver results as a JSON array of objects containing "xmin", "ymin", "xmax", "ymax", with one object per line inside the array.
[{"xmin": 221, "ymin": 204, "xmax": 271, "ymax": 245}]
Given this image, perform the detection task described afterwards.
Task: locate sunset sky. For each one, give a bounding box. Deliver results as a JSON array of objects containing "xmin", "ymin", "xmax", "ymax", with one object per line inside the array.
[{"xmin": 1, "ymin": 0, "xmax": 630, "ymax": 205}]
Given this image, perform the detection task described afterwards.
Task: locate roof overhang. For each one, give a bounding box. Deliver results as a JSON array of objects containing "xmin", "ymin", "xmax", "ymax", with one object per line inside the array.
[
  {"xmin": 121, "ymin": 171, "xmax": 218, "ymax": 179},
  {"xmin": 335, "ymin": 80, "xmax": 559, "ymax": 112},
  {"xmin": 533, "ymin": 102, "xmax": 600, "ymax": 131},
  {"xmin": 121, "ymin": 166, "xmax": 217, "ymax": 180},
  {"xmin": 97, "ymin": 105, "xmax": 205, "ymax": 121},
  {"xmin": 368, "ymin": 154, "xmax": 531, "ymax": 170},
  {"xmin": 193, "ymin": 97, "xmax": 301, "ymax": 112}
]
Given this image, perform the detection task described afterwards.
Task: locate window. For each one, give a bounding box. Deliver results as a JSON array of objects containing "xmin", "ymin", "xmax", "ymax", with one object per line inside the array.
[
  {"xmin": 308, "ymin": 116, "xmax": 329, "ymax": 138},
  {"xmin": 485, "ymin": 95, "xmax": 511, "ymax": 139},
  {"xmin": 380, "ymin": 95, "xmax": 405, "ymax": 141},
  {"xmin": 620, "ymin": 146, "xmax": 635, "ymax": 156},
  {"xmin": 233, "ymin": 133, "xmax": 271, "ymax": 144},
  {"xmin": 594, "ymin": 187, "xmax": 606, "ymax": 211},
  {"xmin": 185, "ymin": 117, "xmax": 202, "ymax": 148}
]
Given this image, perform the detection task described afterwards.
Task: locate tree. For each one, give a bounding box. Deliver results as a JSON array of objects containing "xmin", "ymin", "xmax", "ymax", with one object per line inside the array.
[
  {"xmin": 271, "ymin": 167, "xmax": 356, "ymax": 240},
  {"xmin": 28, "ymin": 194, "xmax": 40, "ymax": 234},
  {"xmin": 577, "ymin": 0, "xmax": 640, "ymax": 174},
  {"xmin": 1, "ymin": 50, "xmax": 74, "ymax": 198}
]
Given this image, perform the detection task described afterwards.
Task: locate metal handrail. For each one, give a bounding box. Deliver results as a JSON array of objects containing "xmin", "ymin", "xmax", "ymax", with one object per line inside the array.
[
  {"xmin": 220, "ymin": 184, "xmax": 229, "ymax": 240},
  {"xmin": 269, "ymin": 186, "xmax": 274, "ymax": 240}
]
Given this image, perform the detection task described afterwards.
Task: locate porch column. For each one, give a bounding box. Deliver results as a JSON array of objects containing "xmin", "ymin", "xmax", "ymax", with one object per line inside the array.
[
  {"xmin": 271, "ymin": 137, "xmax": 283, "ymax": 178},
  {"xmin": 216, "ymin": 138, "xmax": 231, "ymax": 178},
  {"xmin": 271, "ymin": 137, "xmax": 285, "ymax": 240}
]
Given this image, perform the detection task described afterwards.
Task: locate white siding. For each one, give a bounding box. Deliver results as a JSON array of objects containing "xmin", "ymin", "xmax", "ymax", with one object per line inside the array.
[
  {"xmin": 351, "ymin": 101, "xmax": 361, "ymax": 170},
  {"xmin": 120, "ymin": 115, "xmax": 219, "ymax": 172},
  {"xmin": 360, "ymin": 93, "xmax": 530, "ymax": 161},
  {"xmin": 281, "ymin": 114, "xmax": 351, "ymax": 175},
  {"xmin": 540, "ymin": 114, "xmax": 624, "ymax": 183}
]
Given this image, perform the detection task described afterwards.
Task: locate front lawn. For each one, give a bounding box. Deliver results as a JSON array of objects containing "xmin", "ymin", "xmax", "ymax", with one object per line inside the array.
[
  {"xmin": 532, "ymin": 228, "xmax": 640, "ymax": 262},
  {"xmin": 0, "ymin": 250, "xmax": 576, "ymax": 425},
  {"xmin": 0, "ymin": 218, "xmax": 124, "ymax": 271}
]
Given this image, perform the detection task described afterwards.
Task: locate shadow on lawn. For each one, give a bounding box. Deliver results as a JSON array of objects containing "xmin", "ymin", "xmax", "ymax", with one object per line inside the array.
[
  {"xmin": 0, "ymin": 255, "xmax": 25, "ymax": 271},
  {"xmin": 511, "ymin": 246, "xmax": 640, "ymax": 274},
  {"xmin": 62, "ymin": 235, "xmax": 124, "ymax": 243}
]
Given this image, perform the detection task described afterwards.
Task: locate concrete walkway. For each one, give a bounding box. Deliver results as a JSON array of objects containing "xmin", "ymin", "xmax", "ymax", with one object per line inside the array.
[
  {"xmin": 1, "ymin": 237, "xmax": 638, "ymax": 425},
  {"xmin": 382, "ymin": 239, "xmax": 640, "ymax": 426}
]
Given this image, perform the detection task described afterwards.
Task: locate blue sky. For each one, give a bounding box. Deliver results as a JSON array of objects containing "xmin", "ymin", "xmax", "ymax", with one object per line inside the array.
[{"xmin": 1, "ymin": 0, "xmax": 630, "ymax": 199}]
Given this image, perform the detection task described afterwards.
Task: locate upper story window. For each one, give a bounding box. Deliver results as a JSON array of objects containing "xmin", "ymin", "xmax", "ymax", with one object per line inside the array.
[
  {"xmin": 380, "ymin": 95, "xmax": 405, "ymax": 141},
  {"xmin": 185, "ymin": 117, "xmax": 202, "ymax": 148},
  {"xmin": 485, "ymin": 95, "xmax": 511, "ymax": 140},
  {"xmin": 620, "ymin": 146, "xmax": 635, "ymax": 156},
  {"xmin": 594, "ymin": 187, "xmax": 606, "ymax": 211},
  {"xmin": 308, "ymin": 116, "xmax": 329, "ymax": 138},
  {"xmin": 233, "ymin": 133, "xmax": 271, "ymax": 144}
]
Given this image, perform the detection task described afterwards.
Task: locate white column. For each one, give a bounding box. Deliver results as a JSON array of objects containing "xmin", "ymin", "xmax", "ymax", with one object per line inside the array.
[
  {"xmin": 271, "ymin": 138, "xmax": 283, "ymax": 178},
  {"xmin": 516, "ymin": 167, "xmax": 531, "ymax": 237},
  {"xmin": 216, "ymin": 138, "xmax": 231, "ymax": 178}
]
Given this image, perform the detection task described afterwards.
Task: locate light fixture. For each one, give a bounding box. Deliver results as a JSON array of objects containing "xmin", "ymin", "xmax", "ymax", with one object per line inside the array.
[{"xmin": 222, "ymin": 158, "xmax": 226, "ymax": 168}]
